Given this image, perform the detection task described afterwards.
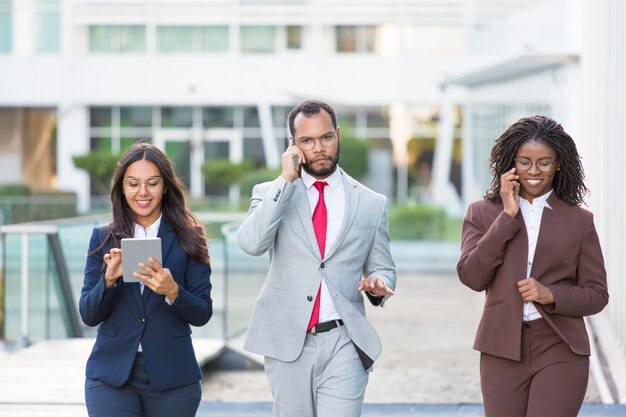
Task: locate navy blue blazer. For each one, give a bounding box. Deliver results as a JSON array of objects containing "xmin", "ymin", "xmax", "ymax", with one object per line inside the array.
[{"xmin": 79, "ymin": 219, "xmax": 212, "ymax": 391}]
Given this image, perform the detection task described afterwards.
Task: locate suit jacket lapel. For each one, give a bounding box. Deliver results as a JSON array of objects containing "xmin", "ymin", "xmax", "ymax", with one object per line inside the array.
[
  {"xmin": 293, "ymin": 179, "xmax": 322, "ymax": 259},
  {"xmin": 324, "ymin": 170, "xmax": 359, "ymax": 260}
]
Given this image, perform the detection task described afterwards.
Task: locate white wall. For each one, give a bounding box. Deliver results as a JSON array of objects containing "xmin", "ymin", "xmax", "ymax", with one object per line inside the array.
[{"xmin": 581, "ymin": 0, "xmax": 626, "ymax": 354}]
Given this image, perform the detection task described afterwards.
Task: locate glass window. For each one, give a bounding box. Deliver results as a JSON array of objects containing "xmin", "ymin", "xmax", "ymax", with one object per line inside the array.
[
  {"xmin": 121, "ymin": 137, "xmax": 149, "ymax": 151},
  {"xmin": 90, "ymin": 137, "xmax": 112, "ymax": 152},
  {"xmin": 90, "ymin": 107, "xmax": 113, "ymax": 128},
  {"xmin": 367, "ymin": 109, "xmax": 389, "ymax": 128},
  {"xmin": 240, "ymin": 26, "xmax": 275, "ymax": 53},
  {"xmin": 242, "ymin": 106, "xmax": 260, "ymax": 128},
  {"xmin": 336, "ymin": 26, "xmax": 357, "ymax": 52},
  {"xmin": 89, "ymin": 25, "xmax": 146, "ymax": 53},
  {"xmin": 286, "ymin": 26, "xmax": 301, "ymax": 50},
  {"xmin": 161, "ymin": 107, "xmax": 193, "ymax": 128},
  {"xmin": 158, "ymin": 26, "xmax": 194, "ymax": 53},
  {"xmin": 0, "ymin": 0, "xmax": 12, "ymax": 53},
  {"xmin": 272, "ymin": 105, "xmax": 291, "ymax": 129},
  {"xmin": 203, "ymin": 106, "xmax": 234, "ymax": 128},
  {"xmin": 89, "ymin": 26, "xmax": 112, "ymax": 53},
  {"xmin": 201, "ymin": 26, "xmax": 228, "ymax": 52},
  {"xmin": 204, "ymin": 141, "xmax": 229, "ymax": 159},
  {"xmin": 335, "ymin": 25, "xmax": 376, "ymax": 53},
  {"xmin": 165, "ymin": 141, "xmax": 191, "ymax": 188},
  {"xmin": 121, "ymin": 107, "xmax": 152, "ymax": 128},
  {"xmin": 158, "ymin": 26, "xmax": 228, "ymax": 53},
  {"xmin": 118, "ymin": 26, "xmax": 145, "ymax": 53},
  {"xmin": 37, "ymin": 0, "xmax": 60, "ymax": 53},
  {"xmin": 363, "ymin": 26, "xmax": 376, "ymax": 53},
  {"xmin": 243, "ymin": 138, "xmax": 266, "ymax": 166},
  {"xmin": 337, "ymin": 113, "xmax": 357, "ymax": 131}
]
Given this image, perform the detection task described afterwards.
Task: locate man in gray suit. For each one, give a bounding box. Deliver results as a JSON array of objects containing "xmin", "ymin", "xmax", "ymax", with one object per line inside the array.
[{"xmin": 237, "ymin": 100, "xmax": 396, "ymax": 417}]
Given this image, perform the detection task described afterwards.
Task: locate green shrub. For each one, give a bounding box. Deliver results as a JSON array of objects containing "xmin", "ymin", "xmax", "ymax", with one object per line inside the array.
[
  {"xmin": 0, "ymin": 184, "xmax": 30, "ymax": 196},
  {"xmin": 73, "ymin": 150, "xmax": 121, "ymax": 195},
  {"xmin": 388, "ymin": 204, "xmax": 447, "ymax": 240},
  {"xmin": 239, "ymin": 167, "xmax": 282, "ymax": 199},
  {"xmin": 202, "ymin": 159, "xmax": 254, "ymax": 194},
  {"xmin": 339, "ymin": 134, "xmax": 368, "ymax": 180}
]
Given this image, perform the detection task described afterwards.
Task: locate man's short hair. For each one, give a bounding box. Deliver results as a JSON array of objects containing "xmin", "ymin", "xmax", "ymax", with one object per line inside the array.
[{"xmin": 288, "ymin": 100, "xmax": 337, "ymax": 136}]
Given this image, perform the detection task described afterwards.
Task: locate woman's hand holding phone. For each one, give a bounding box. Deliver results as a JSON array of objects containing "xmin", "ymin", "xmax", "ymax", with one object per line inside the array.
[
  {"xmin": 500, "ymin": 167, "xmax": 520, "ymax": 217},
  {"xmin": 281, "ymin": 140, "xmax": 305, "ymax": 182}
]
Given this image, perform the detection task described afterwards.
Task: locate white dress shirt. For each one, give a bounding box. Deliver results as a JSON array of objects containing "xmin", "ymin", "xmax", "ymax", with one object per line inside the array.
[
  {"xmin": 133, "ymin": 214, "xmax": 162, "ymax": 351},
  {"xmin": 301, "ymin": 168, "xmax": 344, "ymax": 323},
  {"xmin": 520, "ymin": 190, "xmax": 552, "ymax": 322}
]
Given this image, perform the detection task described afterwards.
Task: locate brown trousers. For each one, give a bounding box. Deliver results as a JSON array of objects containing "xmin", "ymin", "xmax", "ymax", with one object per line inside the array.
[{"xmin": 480, "ymin": 318, "xmax": 589, "ymax": 417}]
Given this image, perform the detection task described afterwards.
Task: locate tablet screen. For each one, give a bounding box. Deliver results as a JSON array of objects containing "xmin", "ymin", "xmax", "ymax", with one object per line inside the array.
[{"xmin": 121, "ymin": 238, "xmax": 162, "ymax": 283}]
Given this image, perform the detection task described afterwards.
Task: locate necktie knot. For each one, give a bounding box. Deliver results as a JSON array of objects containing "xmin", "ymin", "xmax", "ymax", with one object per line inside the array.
[{"xmin": 313, "ymin": 181, "xmax": 328, "ymax": 195}]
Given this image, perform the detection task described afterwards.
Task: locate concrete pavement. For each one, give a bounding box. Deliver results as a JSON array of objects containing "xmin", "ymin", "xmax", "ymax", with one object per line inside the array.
[{"xmin": 196, "ymin": 270, "xmax": 626, "ymax": 415}]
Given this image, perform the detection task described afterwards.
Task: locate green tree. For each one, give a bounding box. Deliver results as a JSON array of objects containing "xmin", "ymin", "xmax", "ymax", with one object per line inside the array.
[{"xmin": 73, "ymin": 150, "xmax": 120, "ymax": 195}]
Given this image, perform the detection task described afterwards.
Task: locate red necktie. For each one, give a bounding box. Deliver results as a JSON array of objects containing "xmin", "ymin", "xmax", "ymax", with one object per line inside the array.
[{"xmin": 307, "ymin": 181, "xmax": 328, "ymax": 332}]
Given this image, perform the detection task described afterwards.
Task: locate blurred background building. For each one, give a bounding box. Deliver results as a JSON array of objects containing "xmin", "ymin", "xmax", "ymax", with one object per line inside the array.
[{"xmin": 0, "ymin": 0, "xmax": 624, "ymax": 372}]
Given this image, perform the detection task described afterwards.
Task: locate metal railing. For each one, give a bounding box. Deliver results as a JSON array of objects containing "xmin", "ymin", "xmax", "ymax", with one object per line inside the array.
[{"xmin": 0, "ymin": 225, "xmax": 82, "ymax": 347}]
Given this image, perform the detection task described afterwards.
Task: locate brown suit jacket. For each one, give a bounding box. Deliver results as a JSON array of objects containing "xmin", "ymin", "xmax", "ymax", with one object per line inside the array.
[{"xmin": 457, "ymin": 193, "xmax": 608, "ymax": 361}]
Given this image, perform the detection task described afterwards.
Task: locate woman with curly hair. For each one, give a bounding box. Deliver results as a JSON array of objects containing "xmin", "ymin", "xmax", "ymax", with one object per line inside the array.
[
  {"xmin": 457, "ymin": 115, "xmax": 608, "ymax": 417},
  {"xmin": 80, "ymin": 141, "xmax": 212, "ymax": 417}
]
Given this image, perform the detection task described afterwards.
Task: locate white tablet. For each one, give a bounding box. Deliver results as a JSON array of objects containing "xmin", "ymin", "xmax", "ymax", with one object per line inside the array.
[{"xmin": 121, "ymin": 237, "xmax": 162, "ymax": 283}]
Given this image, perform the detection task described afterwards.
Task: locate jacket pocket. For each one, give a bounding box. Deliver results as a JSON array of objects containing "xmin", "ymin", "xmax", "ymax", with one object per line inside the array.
[{"xmin": 97, "ymin": 322, "xmax": 118, "ymax": 337}]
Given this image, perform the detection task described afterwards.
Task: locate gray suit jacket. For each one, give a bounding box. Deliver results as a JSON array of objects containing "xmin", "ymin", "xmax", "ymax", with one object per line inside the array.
[{"xmin": 237, "ymin": 169, "xmax": 396, "ymax": 370}]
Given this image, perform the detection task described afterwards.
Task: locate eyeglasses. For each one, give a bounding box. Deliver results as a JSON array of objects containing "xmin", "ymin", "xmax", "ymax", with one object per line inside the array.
[
  {"xmin": 123, "ymin": 177, "xmax": 164, "ymax": 193},
  {"xmin": 514, "ymin": 158, "xmax": 557, "ymax": 172},
  {"xmin": 295, "ymin": 132, "xmax": 337, "ymax": 151}
]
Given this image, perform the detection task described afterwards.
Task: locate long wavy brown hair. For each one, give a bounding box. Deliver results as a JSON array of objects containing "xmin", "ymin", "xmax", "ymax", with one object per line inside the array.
[{"xmin": 92, "ymin": 141, "xmax": 210, "ymax": 264}]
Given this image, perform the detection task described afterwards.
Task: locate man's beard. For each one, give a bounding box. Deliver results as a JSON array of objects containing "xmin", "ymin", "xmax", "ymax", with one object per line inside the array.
[{"xmin": 302, "ymin": 144, "xmax": 340, "ymax": 178}]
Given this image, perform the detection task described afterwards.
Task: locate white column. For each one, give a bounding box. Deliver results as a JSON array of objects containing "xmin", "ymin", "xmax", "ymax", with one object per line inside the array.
[
  {"xmin": 432, "ymin": 96, "xmax": 462, "ymax": 215},
  {"xmin": 389, "ymin": 101, "xmax": 410, "ymax": 204},
  {"xmin": 12, "ymin": 0, "xmax": 35, "ymax": 56},
  {"xmin": 56, "ymin": 104, "xmax": 90, "ymax": 212},
  {"xmin": 258, "ymin": 102, "xmax": 280, "ymax": 168},
  {"xmin": 461, "ymin": 100, "xmax": 475, "ymax": 206},
  {"xmin": 582, "ymin": 0, "xmax": 626, "ymax": 380}
]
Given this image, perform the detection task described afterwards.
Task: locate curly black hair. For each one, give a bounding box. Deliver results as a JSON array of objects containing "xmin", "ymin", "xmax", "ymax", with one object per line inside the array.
[{"xmin": 485, "ymin": 115, "xmax": 588, "ymax": 206}]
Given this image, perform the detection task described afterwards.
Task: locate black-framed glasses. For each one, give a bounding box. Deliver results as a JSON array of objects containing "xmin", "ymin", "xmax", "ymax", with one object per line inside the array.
[
  {"xmin": 295, "ymin": 132, "xmax": 337, "ymax": 151},
  {"xmin": 514, "ymin": 158, "xmax": 557, "ymax": 172},
  {"xmin": 123, "ymin": 177, "xmax": 164, "ymax": 193}
]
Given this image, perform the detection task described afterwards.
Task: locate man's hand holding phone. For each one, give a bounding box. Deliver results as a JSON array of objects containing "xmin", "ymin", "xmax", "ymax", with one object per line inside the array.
[{"xmin": 281, "ymin": 140, "xmax": 305, "ymax": 182}]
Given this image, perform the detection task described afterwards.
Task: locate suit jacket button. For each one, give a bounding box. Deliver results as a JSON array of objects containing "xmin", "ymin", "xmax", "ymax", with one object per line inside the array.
[
  {"xmin": 139, "ymin": 318, "xmax": 146, "ymax": 324},
  {"xmin": 307, "ymin": 295, "xmax": 313, "ymax": 301},
  {"xmin": 320, "ymin": 262, "xmax": 325, "ymax": 268}
]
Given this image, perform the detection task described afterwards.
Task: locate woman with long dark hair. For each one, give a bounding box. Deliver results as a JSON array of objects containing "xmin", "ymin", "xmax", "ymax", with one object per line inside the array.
[
  {"xmin": 457, "ymin": 115, "xmax": 608, "ymax": 417},
  {"xmin": 80, "ymin": 141, "xmax": 212, "ymax": 417}
]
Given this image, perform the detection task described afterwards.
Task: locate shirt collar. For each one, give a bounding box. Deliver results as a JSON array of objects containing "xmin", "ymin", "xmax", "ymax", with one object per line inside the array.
[
  {"xmin": 301, "ymin": 166, "xmax": 342, "ymax": 192},
  {"xmin": 521, "ymin": 189, "xmax": 553, "ymax": 209},
  {"xmin": 134, "ymin": 214, "xmax": 162, "ymax": 238}
]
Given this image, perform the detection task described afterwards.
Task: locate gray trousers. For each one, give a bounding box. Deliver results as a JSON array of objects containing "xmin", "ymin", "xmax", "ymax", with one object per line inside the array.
[{"xmin": 264, "ymin": 325, "xmax": 368, "ymax": 417}]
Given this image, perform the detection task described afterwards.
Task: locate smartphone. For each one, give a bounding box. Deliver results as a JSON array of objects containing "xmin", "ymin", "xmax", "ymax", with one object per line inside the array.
[
  {"xmin": 291, "ymin": 139, "xmax": 302, "ymax": 178},
  {"xmin": 293, "ymin": 155, "xmax": 302, "ymax": 178}
]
